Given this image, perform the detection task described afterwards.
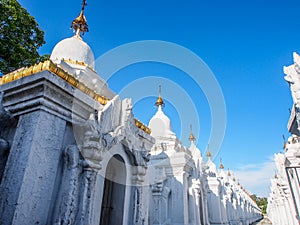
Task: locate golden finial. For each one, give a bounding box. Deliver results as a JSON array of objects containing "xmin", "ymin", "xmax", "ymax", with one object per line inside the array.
[
  {"xmin": 233, "ymin": 176, "xmax": 236, "ymax": 182},
  {"xmin": 206, "ymin": 145, "xmax": 211, "ymax": 158},
  {"xmin": 219, "ymin": 157, "xmax": 224, "ymax": 169},
  {"xmin": 227, "ymin": 168, "xmax": 231, "ymax": 176},
  {"xmin": 71, "ymin": 0, "xmax": 89, "ymax": 37},
  {"xmin": 155, "ymin": 85, "xmax": 165, "ymax": 107},
  {"xmin": 282, "ymin": 134, "xmax": 287, "ymax": 149},
  {"xmin": 189, "ymin": 124, "xmax": 196, "ymax": 142},
  {"xmin": 274, "ymin": 173, "xmax": 278, "ymax": 179}
]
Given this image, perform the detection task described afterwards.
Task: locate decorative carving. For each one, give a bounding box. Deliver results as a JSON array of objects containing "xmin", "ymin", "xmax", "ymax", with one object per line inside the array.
[
  {"xmin": 81, "ymin": 128, "xmax": 102, "ymax": 170},
  {"xmin": 54, "ymin": 145, "xmax": 81, "ymax": 225},
  {"xmin": 133, "ymin": 186, "xmax": 148, "ymax": 225},
  {"xmin": 284, "ymin": 58, "xmax": 300, "ymax": 130},
  {"xmin": 79, "ymin": 96, "xmax": 151, "ymax": 171},
  {"xmin": 78, "ymin": 169, "xmax": 97, "ymax": 224},
  {"xmin": 151, "ymin": 180, "xmax": 171, "ymax": 225},
  {"xmin": 132, "ymin": 166, "xmax": 147, "ymax": 185}
]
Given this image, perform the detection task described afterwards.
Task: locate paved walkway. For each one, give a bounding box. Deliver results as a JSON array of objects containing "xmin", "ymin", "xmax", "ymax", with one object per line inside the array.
[{"xmin": 251, "ymin": 217, "xmax": 272, "ymax": 225}]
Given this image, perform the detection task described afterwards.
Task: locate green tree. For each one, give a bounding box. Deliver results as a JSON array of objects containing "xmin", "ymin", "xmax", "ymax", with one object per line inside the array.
[
  {"xmin": 251, "ymin": 194, "xmax": 268, "ymax": 214},
  {"xmin": 0, "ymin": 0, "xmax": 47, "ymax": 75}
]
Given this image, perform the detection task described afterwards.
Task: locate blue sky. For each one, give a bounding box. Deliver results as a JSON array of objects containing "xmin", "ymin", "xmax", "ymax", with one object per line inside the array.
[{"xmin": 18, "ymin": 0, "xmax": 300, "ymax": 196}]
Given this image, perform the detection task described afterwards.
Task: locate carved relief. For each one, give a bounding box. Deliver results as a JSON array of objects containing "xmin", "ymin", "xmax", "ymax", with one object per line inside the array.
[
  {"xmin": 78, "ymin": 96, "xmax": 151, "ymax": 170},
  {"xmin": 70, "ymin": 95, "xmax": 152, "ymax": 224},
  {"xmin": 133, "ymin": 186, "xmax": 148, "ymax": 225},
  {"xmin": 54, "ymin": 145, "xmax": 81, "ymax": 225}
]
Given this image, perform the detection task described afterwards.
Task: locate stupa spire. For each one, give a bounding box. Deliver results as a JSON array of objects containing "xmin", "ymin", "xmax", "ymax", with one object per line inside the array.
[
  {"xmin": 227, "ymin": 168, "xmax": 231, "ymax": 176},
  {"xmin": 71, "ymin": 0, "xmax": 89, "ymax": 38},
  {"xmin": 282, "ymin": 134, "xmax": 287, "ymax": 149},
  {"xmin": 219, "ymin": 157, "xmax": 224, "ymax": 169},
  {"xmin": 206, "ymin": 144, "xmax": 212, "ymax": 158},
  {"xmin": 189, "ymin": 124, "xmax": 196, "ymax": 142},
  {"xmin": 155, "ymin": 85, "xmax": 165, "ymax": 107}
]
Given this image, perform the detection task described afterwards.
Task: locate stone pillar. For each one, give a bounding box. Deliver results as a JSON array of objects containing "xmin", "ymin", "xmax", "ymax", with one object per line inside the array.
[
  {"xmin": 132, "ymin": 166, "xmax": 149, "ymax": 225},
  {"xmin": 78, "ymin": 130, "xmax": 103, "ymax": 225},
  {"xmin": 151, "ymin": 181, "xmax": 164, "ymax": 225},
  {"xmin": 207, "ymin": 178, "xmax": 223, "ymax": 225},
  {"xmin": 150, "ymin": 173, "xmax": 171, "ymax": 225},
  {"xmin": 0, "ymin": 110, "xmax": 66, "ymax": 225},
  {"xmin": 183, "ymin": 172, "xmax": 189, "ymax": 225},
  {"xmin": 191, "ymin": 180, "xmax": 201, "ymax": 225},
  {"xmin": 170, "ymin": 171, "xmax": 189, "ymax": 224},
  {"xmin": 201, "ymin": 185, "xmax": 210, "ymax": 225}
]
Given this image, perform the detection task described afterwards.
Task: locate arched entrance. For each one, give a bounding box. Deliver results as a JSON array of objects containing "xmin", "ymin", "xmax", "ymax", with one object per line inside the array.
[{"xmin": 100, "ymin": 154, "xmax": 127, "ymax": 225}]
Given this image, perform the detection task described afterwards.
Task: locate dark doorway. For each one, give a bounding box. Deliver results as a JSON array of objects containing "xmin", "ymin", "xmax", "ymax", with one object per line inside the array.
[{"xmin": 100, "ymin": 154, "xmax": 126, "ymax": 225}]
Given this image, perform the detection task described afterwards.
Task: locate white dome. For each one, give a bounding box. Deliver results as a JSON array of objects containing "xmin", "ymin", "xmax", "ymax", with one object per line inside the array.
[
  {"xmin": 50, "ymin": 36, "xmax": 95, "ymax": 69},
  {"xmin": 149, "ymin": 106, "xmax": 174, "ymax": 138}
]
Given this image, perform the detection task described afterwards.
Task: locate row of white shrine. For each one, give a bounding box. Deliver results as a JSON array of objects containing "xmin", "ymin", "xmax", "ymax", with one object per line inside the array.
[{"xmin": 267, "ymin": 52, "xmax": 300, "ymax": 225}]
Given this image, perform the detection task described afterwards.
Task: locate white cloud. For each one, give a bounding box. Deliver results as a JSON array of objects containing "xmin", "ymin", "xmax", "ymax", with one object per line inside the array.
[{"xmin": 234, "ymin": 157, "xmax": 276, "ymax": 197}]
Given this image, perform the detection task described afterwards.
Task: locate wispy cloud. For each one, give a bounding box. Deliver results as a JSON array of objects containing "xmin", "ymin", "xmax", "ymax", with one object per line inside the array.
[{"xmin": 234, "ymin": 157, "xmax": 276, "ymax": 197}]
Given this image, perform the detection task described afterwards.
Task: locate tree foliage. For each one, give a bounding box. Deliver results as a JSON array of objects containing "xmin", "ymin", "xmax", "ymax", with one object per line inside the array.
[
  {"xmin": 0, "ymin": 0, "xmax": 47, "ymax": 75},
  {"xmin": 251, "ymin": 194, "xmax": 268, "ymax": 214}
]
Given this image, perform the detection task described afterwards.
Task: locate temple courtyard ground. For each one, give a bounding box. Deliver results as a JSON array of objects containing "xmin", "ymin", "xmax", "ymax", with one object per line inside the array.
[{"xmin": 252, "ymin": 216, "xmax": 272, "ymax": 225}]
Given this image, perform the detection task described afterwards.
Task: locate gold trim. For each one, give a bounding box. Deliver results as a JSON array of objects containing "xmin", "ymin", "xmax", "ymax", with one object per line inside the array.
[
  {"xmin": 62, "ymin": 59, "xmax": 96, "ymax": 73},
  {"xmin": 63, "ymin": 59, "xmax": 88, "ymax": 67},
  {"xmin": 0, "ymin": 60, "xmax": 151, "ymax": 134},
  {"xmin": 135, "ymin": 119, "xmax": 151, "ymax": 134}
]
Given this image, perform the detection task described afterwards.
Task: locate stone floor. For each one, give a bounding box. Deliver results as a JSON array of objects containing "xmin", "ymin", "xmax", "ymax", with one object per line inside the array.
[{"xmin": 251, "ymin": 217, "xmax": 272, "ymax": 225}]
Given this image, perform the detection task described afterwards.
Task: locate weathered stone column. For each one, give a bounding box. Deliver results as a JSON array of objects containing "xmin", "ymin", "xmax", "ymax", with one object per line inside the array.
[
  {"xmin": 78, "ymin": 130, "xmax": 103, "ymax": 225},
  {"xmin": 132, "ymin": 166, "xmax": 149, "ymax": 225},
  {"xmin": 191, "ymin": 179, "xmax": 202, "ymax": 225},
  {"xmin": 151, "ymin": 181, "xmax": 164, "ymax": 225},
  {"xmin": 0, "ymin": 110, "xmax": 66, "ymax": 225},
  {"xmin": 202, "ymin": 185, "xmax": 210, "ymax": 225},
  {"xmin": 0, "ymin": 71, "xmax": 97, "ymax": 225}
]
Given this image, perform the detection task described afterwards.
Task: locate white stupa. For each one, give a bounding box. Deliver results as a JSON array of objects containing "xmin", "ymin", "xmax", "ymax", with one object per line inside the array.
[
  {"xmin": 48, "ymin": 5, "xmax": 115, "ymax": 99},
  {"xmin": 206, "ymin": 149, "xmax": 218, "ymax": 176},
  {"xmin": 148, "ymin": 92, "xmax": 175, "ymax": 139},
  {"xmin": 50, "ymin": 4, "xmax": 94, "ymax": 70}
]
